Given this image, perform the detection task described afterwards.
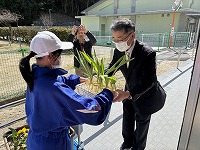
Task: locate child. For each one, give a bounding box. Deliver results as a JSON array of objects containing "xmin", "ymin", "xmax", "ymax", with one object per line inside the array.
[{"xmin": 19, "ymin": 31, "xmax": 120, "ymax": 150}]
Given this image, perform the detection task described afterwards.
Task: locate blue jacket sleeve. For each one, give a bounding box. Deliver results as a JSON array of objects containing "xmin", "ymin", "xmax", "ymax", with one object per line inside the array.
[
  {"xmin": 57, "ymin": 74, "xmax": 80, "ymax": 90},
  {"xmin": 55, "ymin": 82, "xmax": 113, "ymax": 126}
]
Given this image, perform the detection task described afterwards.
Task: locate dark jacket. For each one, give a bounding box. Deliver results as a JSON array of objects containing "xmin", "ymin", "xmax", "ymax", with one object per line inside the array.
[
  {"xmin": 108, "ymin": 40, "xmax": 158, "ymax": 114},
  {"xmin": 67, "ymin": 31, "xmax": 97, "ymax": 68}
]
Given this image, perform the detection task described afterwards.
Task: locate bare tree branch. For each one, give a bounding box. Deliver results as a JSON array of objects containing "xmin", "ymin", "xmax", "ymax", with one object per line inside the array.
[
  {"xmin": 40, "ymin": 13, "xmax": 53, "ymax": 27},
  {"xmin": 0, "ymin": 9, "xmax": 22, "ymax": 24}
]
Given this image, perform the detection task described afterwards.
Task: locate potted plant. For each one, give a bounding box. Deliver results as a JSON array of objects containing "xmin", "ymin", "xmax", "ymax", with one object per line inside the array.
[
  {"xmin": 75, "ymin": 49, "xmax": 134, "ymax": 96},
  {"xmin": 3, "ymin": 125, "xmax": 29, "ymax": 150},
  {"xmin": 3, "ymin": 125, "xmax": 79, "ymax": 150}
]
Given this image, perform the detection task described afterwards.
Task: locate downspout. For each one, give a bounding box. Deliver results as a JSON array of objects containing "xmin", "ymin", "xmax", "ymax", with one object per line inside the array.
[
  {"xmin": 114, "ymin": 0, "xmax": 118, "ymax": 14},
  {"xmin": 196, "ymin": 19, "xmax": 200, "ymax": 49},
  {"xmin": 131, "ymin": 0, "xmax": 136, "ymax": 13},
  {"xmin": 189, "ymin": 0, "xmax": 199, "ymax": 48},
  {"xmin": 189, "ymin": 0, "xmax": 195, "ymax": 8}
]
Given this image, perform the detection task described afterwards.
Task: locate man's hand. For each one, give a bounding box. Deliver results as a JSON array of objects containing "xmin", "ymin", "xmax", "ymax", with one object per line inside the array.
[
  {"xmin": 71, "ymin": 25, "xmax": 77, "ymax": 35},
  {"xmin": 112, "ymin": 89, "xmax": 131, "ymax": 102}
]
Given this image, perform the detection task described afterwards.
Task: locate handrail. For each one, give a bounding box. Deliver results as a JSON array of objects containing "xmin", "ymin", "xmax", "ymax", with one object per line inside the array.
[
  {"xmin": 0, "ymin": 99, "xmax": 82, "ymax": 150},
  {"xmin": 0, "ymin": 116, "xmax": 26, "ymax": 129},
  {"xmin": 0, "ymin": 98, "xmax": 25, "ymax": 109},
  {"xmin": 0, "ymin": 98, "xmax": 26, "ymax": 129}
]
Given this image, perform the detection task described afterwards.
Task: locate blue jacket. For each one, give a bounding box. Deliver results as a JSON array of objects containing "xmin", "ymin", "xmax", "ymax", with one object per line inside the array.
[{"xmin": 26, "ymin": 64, "xmax": 113, "ymax": 150}]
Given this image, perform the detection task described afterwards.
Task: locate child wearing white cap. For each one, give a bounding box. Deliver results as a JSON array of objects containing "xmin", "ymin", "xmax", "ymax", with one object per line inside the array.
[{"xmin": 19, "ymin": 31, "xmax": 123, "ymax": 150}]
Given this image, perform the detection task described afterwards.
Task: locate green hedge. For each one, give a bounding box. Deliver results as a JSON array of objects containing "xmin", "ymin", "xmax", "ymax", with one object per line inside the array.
[
  {"xmin": 48, "ymin": 27, "xmax": 71, "ymax": 41},
  {"xmin": 0, "ymin": 27, "xmax": 72, "ymax": 43}
]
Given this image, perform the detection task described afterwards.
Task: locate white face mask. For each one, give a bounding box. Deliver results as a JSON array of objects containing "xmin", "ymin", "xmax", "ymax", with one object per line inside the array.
[
  {"xmin": 52, "ymin": 57, "xmax": 62, "ymax": 68},
  {"xmin": 114, "ymin": 34, "xmax": 132, "ymax": 52},
  {"xmin": 48, "ymin": 57, "xmax": 62, "ymax": 69},
  {"xmin": 52, "ymin": 64, "xmax": 61, "ymax": 68},
  {"xmin": 115, "ymin": 41, "xmax": 130, "ymax": 52}
]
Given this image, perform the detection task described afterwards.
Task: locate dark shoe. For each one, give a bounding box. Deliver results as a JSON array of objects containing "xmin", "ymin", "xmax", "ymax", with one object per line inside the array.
[
  {"xmin": 120, "ymin": 147, "xmax": 132, "ymax": 150},
  {"xmin": 120, "ymin": 144, "xmax": 132, "ymax": 150}
]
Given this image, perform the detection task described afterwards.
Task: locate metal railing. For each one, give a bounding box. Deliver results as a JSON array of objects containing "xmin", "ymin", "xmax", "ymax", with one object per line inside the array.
[
  {"xmin": 0, "ymin": 32, "xmax": 196, "ymax": 102},
  {"xmin": 0, "ymin": 99, "xmax": 26, "ymax": 129},
  {"xmin": 94, "ymin": 32, "xmax": 193, "ymax": 50}
]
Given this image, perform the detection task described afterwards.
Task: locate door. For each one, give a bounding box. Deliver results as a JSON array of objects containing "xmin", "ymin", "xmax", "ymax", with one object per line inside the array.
[
  {"xmin": 178, "ymin": 39, "xmax": 200, "ymax": 150},
  {"xmin": 101, "ymin": 24, "xmax": 105, "ymax": 36}
]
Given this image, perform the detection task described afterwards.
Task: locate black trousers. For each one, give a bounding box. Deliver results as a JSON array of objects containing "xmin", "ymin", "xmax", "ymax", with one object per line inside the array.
[{"xmin": 122, "ymin": 100, "xmax": 151, "ymax": 150}]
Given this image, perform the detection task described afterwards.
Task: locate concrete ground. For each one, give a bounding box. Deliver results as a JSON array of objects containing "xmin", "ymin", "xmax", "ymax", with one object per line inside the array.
[
  {"xmin": 75, "ymin": 52, "xmax": 194, "ymax": 150},
  {"xmin": 0, "ymin": 47, "xmax": 195, "ymax": 150}
]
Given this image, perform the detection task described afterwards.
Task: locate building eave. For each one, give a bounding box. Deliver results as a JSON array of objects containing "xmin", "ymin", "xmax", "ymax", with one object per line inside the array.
[
  {"xmin": 76, "ymin": 9, "xmax": 200, "ymax": 18},
  {"xmin": 81, "ymin": 0, "xmax": 108, "ymax": 14},
  {"xmin": 186, "ymin": 13, "xmax": 200, "ymax": 19}
]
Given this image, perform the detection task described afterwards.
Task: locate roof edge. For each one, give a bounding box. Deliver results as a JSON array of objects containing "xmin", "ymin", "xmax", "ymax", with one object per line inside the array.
[
  {"xmin": 81, "ymin": 0, "xmax": 108, "ymax": 14},
  {"xmin": 76, "ymin": 9, "xmax": 200, "ymax": 18}
]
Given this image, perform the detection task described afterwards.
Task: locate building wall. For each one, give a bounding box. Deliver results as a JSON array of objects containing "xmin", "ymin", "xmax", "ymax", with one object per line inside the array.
[
  {"xmin": 81, "ymin": 16, "xmax": 113, "ymax": 34},
  {"xmin": 104, "ymin": 17, "xmax": 116, "ymax": 34},
  {"xmin": 81, "ymin": 12, "xmax": 189, "ymax": 34},
  {"xmin": 130, "ymin": 0, "xmax": 191, "ymax": 13},
  {"xmin": 87, "ymin": 0, "xmax": 133, "ymax": 15},
  {"xmin": 136, "ymin": 0, "xmax": 172, "ymax": 12},
  {"xmin": 87, "ymin": 0, "xmax": 114, "ymax": 15},
  {"xmin": 178, "ymin": 13, "xmax": 188, "ymax": 32},
  {"xmin": 81, "ymin": 14, "xmax": 185, "ymax": 34},
  {"xmin": 190, "ymin": 0, "xmax": 200, "ymax": 10},
  {"xmin": 86, "ymin": 0, "xmax": 200, "ymax": 16},
  {"xmin": 80, "ymin": 0, "xmax": 198, "ymax": 34},
  {"xmin": 86, "ymin": 0, "xmax": 193, "ymax": 16},
  {"xmin": 117, "ymin": 0, "xmax": 132, "ymax": 14},
  {"xmin": 82, "ymin": 17, "xmax": 100, "ymax": 31},
  {"xmin": 135, "ymin": 13, "xmax": 180, "ymax": 33},
  {"xmin": 184, "ymin": 0, "xmax": 190, "ymax": 8}
]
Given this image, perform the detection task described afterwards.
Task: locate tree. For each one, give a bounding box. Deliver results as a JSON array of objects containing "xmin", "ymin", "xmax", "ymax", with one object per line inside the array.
[
  {"xmin": 0, "ymin": 9, "xmax": 21, "ymax": 26},
  {"xmin": 0, "ymin": 9, "xmax": 22, "ymax": 42},
  {"xmin": 0, "ymin": 0, "xmax": 100, "ymax": 25},
  {"xmin": 40, "ymin": 13, "xmax": 53, "ymax": 27}
]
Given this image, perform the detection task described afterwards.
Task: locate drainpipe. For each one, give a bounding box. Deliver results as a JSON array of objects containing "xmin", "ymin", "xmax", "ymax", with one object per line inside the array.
[
  {"xmin": 189, "ymin": 0, "xmax": 195, "ymax": 8},
  {"xmin": 114, "ymin": 0, "xmax": 118, "ymax": 14},
  {"xmin": 131, "ymin": 0, "xmax": 136, "ymax": 13},
  {"xmin": 196, "ymin": 19, "xmax": 200, "ymax": 49}
]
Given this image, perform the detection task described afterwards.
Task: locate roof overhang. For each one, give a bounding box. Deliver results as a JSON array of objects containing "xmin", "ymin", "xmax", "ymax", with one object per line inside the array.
[
  {"xmin": 186, "ymin": 13, "xmax": 200, "ymax": 19},
  {"xmin": 81, "ymin": 0, "xmax": 108, "ymax": 14},
  {"xmin": 76, "ymin": 9, "xmax": 200, "ymax": 18}
]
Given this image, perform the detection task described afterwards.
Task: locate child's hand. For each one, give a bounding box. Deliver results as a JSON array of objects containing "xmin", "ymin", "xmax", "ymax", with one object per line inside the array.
[{"xmin": 80, "ymin": 77, "xmax": 89, "ymax": 84}]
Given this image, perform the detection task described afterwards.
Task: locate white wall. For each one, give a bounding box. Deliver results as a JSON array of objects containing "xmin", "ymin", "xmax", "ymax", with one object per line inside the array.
[
  {"xmin": 88, "ymin": 0, "xmax": 114, "ymax": 15},
  {"xmin": 117, "ymin": 0, "xmax": 132, "ymax": 14},
  {"xmin": 178, "ymin": 13, "xmax": 188, "ymax": 32},
  {"xmin": 136, "ymin": 13, "xmax": 179, "ymax": 33},
  {"xmin": 80, "ymin": 0, "xmax": 193, "ymax": 34},
  {"xmin": 81, "ymin": 17, "xmax": 100, "ymax": 32},
  {"xmin": 190, "ymin": 0, "xmax": 200, "ymax": 10}
]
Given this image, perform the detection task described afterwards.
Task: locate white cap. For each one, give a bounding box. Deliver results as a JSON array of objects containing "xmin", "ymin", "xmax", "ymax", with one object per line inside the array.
[{"xmin": 30, "ymin": 31, "xmax": 73, "ymax": 58}]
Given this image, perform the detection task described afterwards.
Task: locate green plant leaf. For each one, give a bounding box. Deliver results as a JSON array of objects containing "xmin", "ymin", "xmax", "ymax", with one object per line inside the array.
[
  {"xmin": 75, "ymin": 48, "xmax": 133, "ymax": 93},
  {"xmin": 105, "ymin": 55, "xmax": 134, "ymax": 75},
  {"xmin": 75, "ymin": 49, "xmax": 94, "ymax": 81},
  {"xmin": 105, "ymin": 55, "xmax": 124, "ymax": 75}
]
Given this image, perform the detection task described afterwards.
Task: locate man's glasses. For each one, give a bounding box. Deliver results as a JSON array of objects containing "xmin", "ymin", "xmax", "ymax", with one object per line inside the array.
[{"xmin": 112, "ymin": 32, "xmax": 133, "ymax": 43}]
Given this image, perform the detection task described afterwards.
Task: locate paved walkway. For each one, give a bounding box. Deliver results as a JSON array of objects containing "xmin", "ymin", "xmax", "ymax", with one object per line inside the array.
[
  {"xmin": 78, "ymin": 58, "xmax": 194, "ymax": 150},
  {"xmin": 0, "ymin": 47, "xmax": 194, "ymax": 150}
]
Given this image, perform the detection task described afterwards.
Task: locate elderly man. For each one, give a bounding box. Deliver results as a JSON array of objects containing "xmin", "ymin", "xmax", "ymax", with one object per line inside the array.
[{"xmin": 107, "ymin": 18, "xmax": 161, "ymax": 150}]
